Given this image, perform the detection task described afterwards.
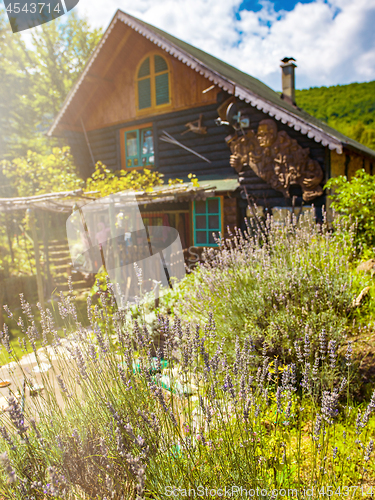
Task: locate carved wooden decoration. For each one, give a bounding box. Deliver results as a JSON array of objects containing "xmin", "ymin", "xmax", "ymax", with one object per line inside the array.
[
  {"xmin": 228, "ymin": 119, "xmax": 324, "ymax": 202},
  {"xmin": 181, "ymin": 114, "xmax": 207, "ymax": 135}
]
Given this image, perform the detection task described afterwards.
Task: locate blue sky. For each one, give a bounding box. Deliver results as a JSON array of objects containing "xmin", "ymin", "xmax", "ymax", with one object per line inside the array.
[
  {"xmin": 2, "ymin": 0, "xmax": 375, "ymax": 90},
  {"xmin": 239, "ymin": 0, "xmax": 315, "ymax": 13}
]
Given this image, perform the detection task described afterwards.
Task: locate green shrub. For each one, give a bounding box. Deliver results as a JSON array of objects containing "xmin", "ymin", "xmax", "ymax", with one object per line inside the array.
[{"xmin": 326, "ymin": 169, "xmax": 375, "ymax": 251}]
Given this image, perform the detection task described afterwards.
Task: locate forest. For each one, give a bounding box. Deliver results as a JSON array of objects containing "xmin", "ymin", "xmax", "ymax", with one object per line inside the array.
[{"xmin": 295, "ymin": 80, "xmax": 375, "ymax": 150}]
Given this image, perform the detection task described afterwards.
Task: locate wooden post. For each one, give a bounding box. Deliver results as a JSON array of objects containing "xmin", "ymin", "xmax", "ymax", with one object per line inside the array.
[{"xmin": 27, "ymin": 209, "xmax": 45, "ymax": 309}]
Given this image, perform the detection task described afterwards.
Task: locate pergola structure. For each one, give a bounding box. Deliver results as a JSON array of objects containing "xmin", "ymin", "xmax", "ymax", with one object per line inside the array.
[{"xmin": 0, "ymin": 181, "xmax": 221, "ymax": 309}]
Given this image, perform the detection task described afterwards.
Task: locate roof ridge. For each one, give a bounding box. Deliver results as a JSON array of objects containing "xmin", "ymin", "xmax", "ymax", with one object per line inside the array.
[{"xmin": 47, "ymin": 9, "xmax": 375, "ymax": 160}]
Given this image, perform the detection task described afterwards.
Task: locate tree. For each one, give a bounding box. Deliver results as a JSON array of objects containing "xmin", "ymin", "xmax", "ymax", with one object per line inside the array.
[
  {"xmin": 1, "ymin": 147, "xmax": 83, "ymax": 197},
  {"xmin": 85, "ymin": 162, "xmax": 165, "ymax": 198},
  {"xmin": 0, "ymin": 11, "xmax": 102, "ymax": 160},
  {"xmin": 325, "ymin": 169, "xmax": 375, "ymax": 250}
]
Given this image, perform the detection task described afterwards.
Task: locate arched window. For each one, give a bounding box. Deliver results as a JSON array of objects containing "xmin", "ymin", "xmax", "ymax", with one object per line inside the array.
[{"xmin": 137, "ymin": 54, "xmax": 170, "ymax": 111}]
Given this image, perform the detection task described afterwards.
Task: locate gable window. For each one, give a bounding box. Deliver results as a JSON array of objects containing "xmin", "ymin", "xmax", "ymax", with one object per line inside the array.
[
  {"xmin": 121, "ymin": 125, "xmax": 154, "ymax": 169},
  {"xmin": 193, "ymin": 197, "xmax": 222, "ymax": 247},
  {"xmin": 137, "ymin": 54, "xmax": 170, "ymax": 111}
]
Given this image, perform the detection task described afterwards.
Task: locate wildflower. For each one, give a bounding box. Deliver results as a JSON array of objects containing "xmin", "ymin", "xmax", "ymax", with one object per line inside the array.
[
  {"xmin": 223, "ymin": 373, "xmax": 236, "ymax": 399},
  {"xmin": 43, "ymin": 466, "xmax": 68, "ymax": 497},
  {"xmin": 239, "ymin": 374, "xmax": 246, "ymax": 399},
  {"xmin": 338, "ymin": 377, "xmax": 347, "ymax": 394},
  {"xmin": 95, "ymin": 326, "xmax": 109, "ymax": 354},
  {"xmin": 313, "ymin": 414, "xmax": 322, "ymax": 441},
  {"xmin": 75, "ymin": 347, "xmax": 88, "ymax": 379},
  {"xmin": 2, "ymin": 324, "xmax": 11, "ymax": 354},
  {"xmin": 304, "ymin": 331, "xmax": 311, "ymax": 359},
  {"xmin": 30, "ymin": 418, "xmax": 43, "ymax": 444},
  {"xmin": 290, "ymin": 363, "xmax": 297, "ymax": 391},
  {"xmin": 3, "ymin": 305, "xmax": 13, "ymax": 319},
  {"xmin": 0, "ymin": 452, "xmax": 17, "ymax": 483},
  {"xmin": 0, "ymin": 427, "xmax": 16, "ymax": 451},
  {"xmin": 57, "ymin": 375, "xmax": 71, "ymax": 397},
  {"xmin": 345, "ymin": 341, "xmax": 353, "ymax": 367},
  {"xmin": 358, "ymin": 390, "xmax": 375, "ymax": 431},
  {"xmin": 312, "ymin": 354, "xmax": 319, "ymax": 381},
  {"xmin": 88, "ymin": 344, "xmax": 98, "ymax": 364},
  {"xmin": 283, "ymin": 398, "xmax": 292, "ymax": 425},
  {"xmin": 364, "ymin": 440, "xmax": 374, "ymax": 462},
  {"xmin": 7, "ymin": 396, "xmax": 28, "ymax": 435},
  {"xmin": 281, "ymin": 365, "xmax": 290, "ymax": 390},
  {"xmin": 328, "ymin": 340, "xmax": 337, "ymax": 369},
  {"xmin": 355, "ymin": 410, "xmax": 362, "ymax": 434},
  {"xmin": 294, "ymin": 341, "xmax": 304, "ymax": 364},
  {"xmin": 319, "ymin": 329, "xmax": 327, "ymax": 357},
  {"xmin": 20, "ymin": 293, "xmax": 33, "ymax": 320},
  {"xmin": 301, "ymin": 362, "xmax": 311, "ymax": 392},
  {"xmin": 72, "ymin": 428, "xmax": 82, "ymax": 447},
  {"xmin": 332, "ymin": 446, "xmax": 338, "ymax": 459},
  {"xmin": 321, "ymin": 390, "xmax": 339, "ymax": 424},
  {"xmin": 126, "ymin": 453, "xmax": 146, "ymax": 500}
]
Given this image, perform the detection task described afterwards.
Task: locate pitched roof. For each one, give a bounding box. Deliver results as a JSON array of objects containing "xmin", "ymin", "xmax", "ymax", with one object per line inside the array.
[{"xmin": 48, "ymin": 9, "xmax": 375, "ymax": 160}]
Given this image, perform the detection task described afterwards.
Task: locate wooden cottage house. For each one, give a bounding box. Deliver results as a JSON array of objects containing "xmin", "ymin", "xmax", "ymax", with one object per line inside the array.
[{"xmin": 48, "ymin": 9, "xmax": 375, "ymax": 254}]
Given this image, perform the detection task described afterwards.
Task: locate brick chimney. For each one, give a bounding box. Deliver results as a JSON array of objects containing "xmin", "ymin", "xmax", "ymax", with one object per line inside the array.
[{"xmin": 280, "ymin": 57, "xmax": 297, "ymax": 105}]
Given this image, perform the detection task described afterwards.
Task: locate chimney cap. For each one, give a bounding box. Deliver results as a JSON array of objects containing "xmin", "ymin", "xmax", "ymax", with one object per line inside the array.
[{"xmin": 281, "ymin": 57, "xmax": 296, "ymax": 63}]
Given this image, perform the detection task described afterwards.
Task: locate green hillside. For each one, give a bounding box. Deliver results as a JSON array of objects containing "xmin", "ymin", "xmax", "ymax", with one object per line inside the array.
[{"xmin": 295, "ymin": 81, "xmax": 375, "ymax": 151}]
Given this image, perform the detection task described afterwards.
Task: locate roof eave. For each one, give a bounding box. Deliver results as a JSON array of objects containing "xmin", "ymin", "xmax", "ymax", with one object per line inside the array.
[{"xmin": 48, "ymin": 9, "xmax": 374, "ymax": 159}]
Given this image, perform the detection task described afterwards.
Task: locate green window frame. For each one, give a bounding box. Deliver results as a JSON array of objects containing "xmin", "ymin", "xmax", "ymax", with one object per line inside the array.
[
  {"xmin": 124, "ymin": 127, "xmax": 154, "ymax": 168},
  {"xmin": 193, "ymin": 197, "xmax": 221, "ymax": 247}
]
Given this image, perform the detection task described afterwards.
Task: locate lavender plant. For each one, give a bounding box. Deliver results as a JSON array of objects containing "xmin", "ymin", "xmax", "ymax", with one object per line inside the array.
[
  {"xmin": 0, "ymin": 287, "xmax": 374, "ymax": 499},
  {"xmin": 168, "ymin": 213, "xmax": 371, "ymax": 372}
]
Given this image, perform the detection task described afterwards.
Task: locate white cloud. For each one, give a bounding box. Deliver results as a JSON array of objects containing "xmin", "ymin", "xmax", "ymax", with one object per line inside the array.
[{"xmin": 3, "ymin": 0, "xmax": 374, "ymax": 90}]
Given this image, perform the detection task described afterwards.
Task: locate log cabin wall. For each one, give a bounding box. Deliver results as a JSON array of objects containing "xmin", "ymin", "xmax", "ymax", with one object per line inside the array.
[
  {"xmin": 63, "ymin": 102, "xmax": 234, "ymax": 180},
  {"xmin": 331, "ymin": 149, "xmax": 374, "ymax": 179},
  {"xmin": 223, "ymin": 197, "xmax": 238, "ymax": 238}
]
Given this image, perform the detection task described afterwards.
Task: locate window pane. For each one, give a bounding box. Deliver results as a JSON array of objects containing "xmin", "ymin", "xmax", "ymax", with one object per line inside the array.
[
  {"xmin": 138, "ymin": 57, "xmax": 150, "ymax": 78},
  {"xmin": 196, "ymin": 231, "xmax": 207, "ymax": 244},
  {"xmin": 195, "ymin": 201, "xmax": 206, "ymax": 214},
  {"xmin": 196, "ymin": 215, "xmax": 206, "ymax": 229},
  {"xmin": 154, "ymin": 55, "xmax": 168, "ymax": 73},
  {"xmin": 138, "ymin": 78, "xmax": 151, "ymax": 109},
  {"xmin": 208, "ymin": 215, "xmax": 219, "ymax": 229},
  {"xmin": 126, "ymin": 131, "xmax": 138, "ymax": 158},
  {"xmin": 155, "ymin": 73, "xmax": 169, "ymax": 105},
  {"xmin": 208, "ymin": 198, "xmax": 219, "ymax": 214},
  {"xmin": 141, "ymin": 128, "xmax": 154, "ymax": 165}
]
